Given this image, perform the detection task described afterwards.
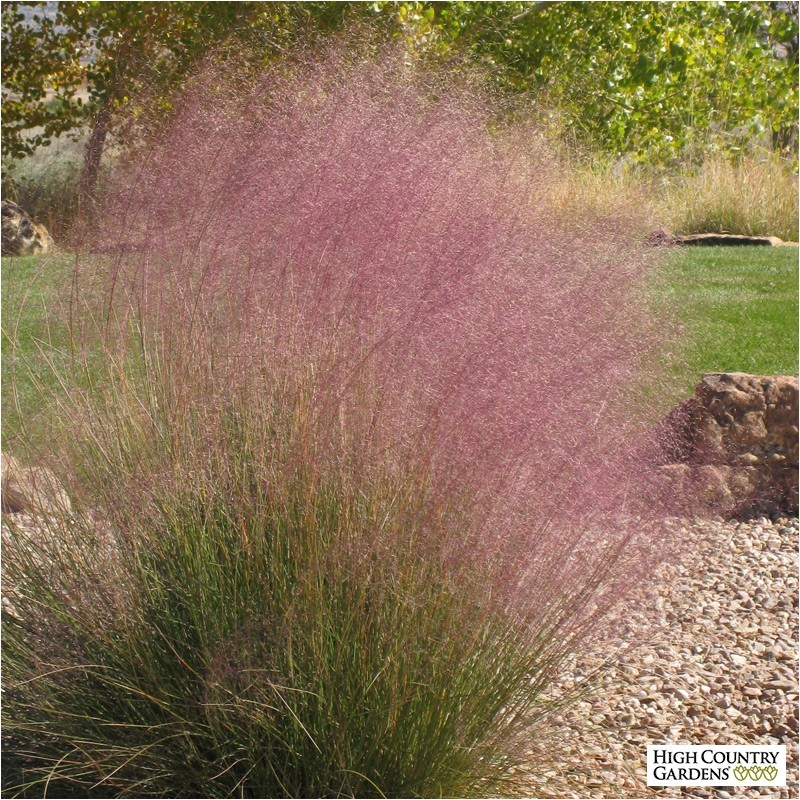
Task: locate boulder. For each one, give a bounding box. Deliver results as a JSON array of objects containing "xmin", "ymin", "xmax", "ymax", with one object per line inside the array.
[
  {"xmin": 1, "ymin": 200, "xmax": 53, "ymax": 256},
  {"xmin": 1, "ymin": 453, "xmax": 72, "ymax": 516},
  {"xmin": 647, "ymin": 231, "xmax": 798, "ymax": 247},
  {"xmin": 673, "ymin": 233, "xmax": 784, "ymax": 247},
  {"xmin": 657, "ymin": 373, "xmax": 798, "ymax": 517}
]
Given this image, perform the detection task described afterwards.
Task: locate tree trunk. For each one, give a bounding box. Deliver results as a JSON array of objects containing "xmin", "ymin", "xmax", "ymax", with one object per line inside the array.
[{"xmin": 78, "ymin": 101, "xmax": 112, "ymax": 205}]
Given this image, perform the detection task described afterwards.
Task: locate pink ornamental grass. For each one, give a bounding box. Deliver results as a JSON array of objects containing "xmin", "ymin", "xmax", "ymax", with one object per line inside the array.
[
  {"xmin": 4, "ymin": 49, "xmax": 680, "ymax": 797},
  {"xmin": 75, "ymin": 46, "xmax": 675, "ymax": 675},
  {"xmin": 86, "ymin": 54, "xmax": 664, "ymax": 519},
  {"xmin": 76, "ymin": 45, "xmax": 676, "ymax": 677}
]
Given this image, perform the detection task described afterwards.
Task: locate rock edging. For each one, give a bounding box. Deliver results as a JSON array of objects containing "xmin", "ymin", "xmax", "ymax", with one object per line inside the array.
[
  {"xmin": 657, "ymin": 373, "xmax": 798, "ymax": 518},
  {"xmin": 649, "ymin": 230, "xmax": 798, "ymax": 247}
]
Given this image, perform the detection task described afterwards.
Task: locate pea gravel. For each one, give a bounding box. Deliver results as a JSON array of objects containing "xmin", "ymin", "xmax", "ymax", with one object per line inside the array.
[{"xmin": 522, "ymin": 516, "xmax": 798, "ymax": 799}]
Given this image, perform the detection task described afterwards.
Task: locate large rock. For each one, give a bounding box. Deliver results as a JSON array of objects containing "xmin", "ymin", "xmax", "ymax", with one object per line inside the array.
[
  {"xmin": 657, "ymin": 373, "xmax": 798, "ymax": 517},
  {"xmin": 1, "ymin": 453, "xmax": 72, "ymax": 516},
  {"xmin": 647, "ymin": 231, "xmax": 797, "ymax": 247},
  {"xmin": 673, "ymin": 233, "xmax": 787, "ymax": 247},
  {"xmin": 1, "ymin": 200, "xmax": 53, "ymax": 256}
]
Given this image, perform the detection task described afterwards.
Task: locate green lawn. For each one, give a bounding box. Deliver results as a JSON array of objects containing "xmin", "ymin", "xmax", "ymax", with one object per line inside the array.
[
  {"xmin": 3, "ymin": 246, "xmax": 798, "ymax": 446},
  {"xmin": 654, "ymin": 245, "xmax": 799, "ymax": 401},
  {"xmin": 2, "ymin": 252, "xmax": 75, "ymax": 448}
]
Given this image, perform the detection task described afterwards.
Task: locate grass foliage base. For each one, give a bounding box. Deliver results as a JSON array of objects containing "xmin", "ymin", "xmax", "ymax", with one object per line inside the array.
[{"xmin": 2, "ymin": 456, "xmax": 544, "ymax": 798}]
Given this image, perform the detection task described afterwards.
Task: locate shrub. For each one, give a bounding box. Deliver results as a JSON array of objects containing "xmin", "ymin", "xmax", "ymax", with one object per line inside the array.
[{"xmin": 2, "ymin": 49, "xmax": 676, "ymax": 798}]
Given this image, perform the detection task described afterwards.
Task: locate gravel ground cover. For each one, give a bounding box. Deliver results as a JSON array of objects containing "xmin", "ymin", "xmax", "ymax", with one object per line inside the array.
[{"xmin": 523, "ymin": 516, "xmax": 798, "ymax": 799}]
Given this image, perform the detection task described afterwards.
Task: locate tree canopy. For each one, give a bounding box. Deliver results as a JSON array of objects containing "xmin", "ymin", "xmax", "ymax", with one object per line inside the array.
[
  {"xmin": 396, "ymin": 1, "xmax": 798, "ymax": 162},
  {"xmin": 2, "ymin": 0, "xmax": 797, "ymax": 183},
  {"xmin": 1, "ymin": 1, "xmax": 377, "ymax": 192}
]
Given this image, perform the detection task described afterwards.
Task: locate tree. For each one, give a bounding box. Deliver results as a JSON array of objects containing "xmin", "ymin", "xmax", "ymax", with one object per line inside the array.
[
  {"xmin": 3, "ymin": 0, "xmax": 796, "ymax": 192},
  {"xmin": 1, "ymin": 2, "xmax": 378, "ymax": 200},
  {"xmin": 392, "ymin": 1, "xmax": 799, "ymax": 163}
]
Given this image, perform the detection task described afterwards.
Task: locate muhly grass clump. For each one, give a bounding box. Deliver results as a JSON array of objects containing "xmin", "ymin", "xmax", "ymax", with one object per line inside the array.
[{"xmin": 2, "ymin": 51, "xmax": 679, "ymax": 798}]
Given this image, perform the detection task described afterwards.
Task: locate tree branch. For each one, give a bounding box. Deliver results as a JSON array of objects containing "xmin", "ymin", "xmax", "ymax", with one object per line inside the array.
[{"xmin": 512, "ymin": 1, "xmax": 558, "ymax": 23}]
